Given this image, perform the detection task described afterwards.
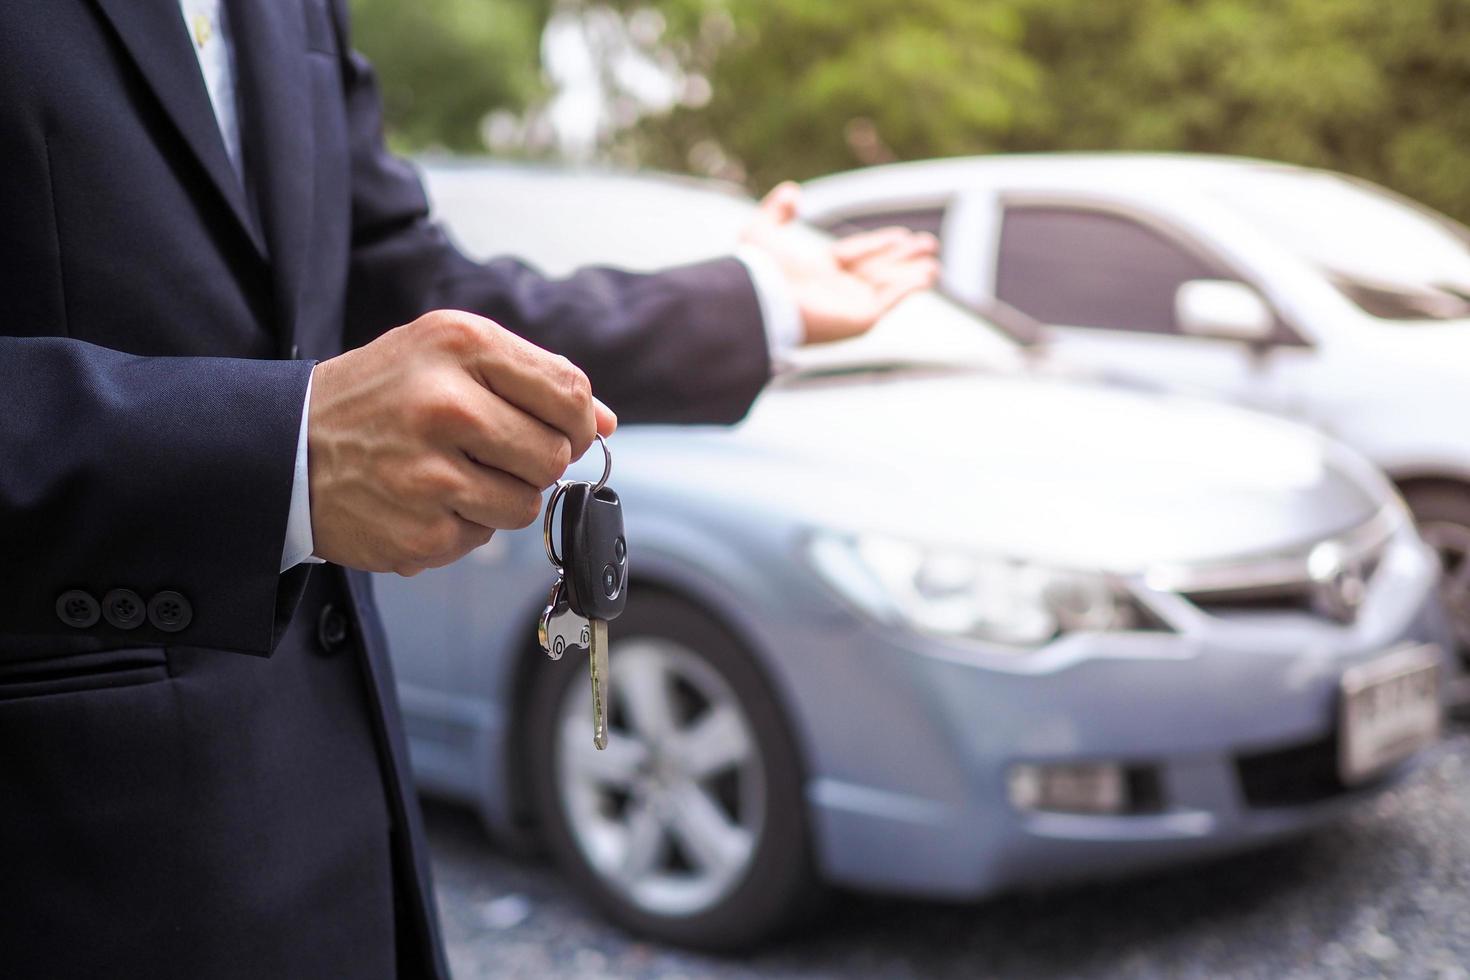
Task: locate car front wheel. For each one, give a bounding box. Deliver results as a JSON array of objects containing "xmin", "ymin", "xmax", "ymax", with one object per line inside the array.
[{"xmin": 526, "ymin": 591, "xmax": 819, "ymax": 950}]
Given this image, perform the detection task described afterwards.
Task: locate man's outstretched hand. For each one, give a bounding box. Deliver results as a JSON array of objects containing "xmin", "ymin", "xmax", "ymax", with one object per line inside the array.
[
  {"xmin": 739, "ymin": 181, "xmax": 941, "ymax": 345},
  {"xmin": 308, "ymin": 311, "xmax": 617, "ymax": 576}
]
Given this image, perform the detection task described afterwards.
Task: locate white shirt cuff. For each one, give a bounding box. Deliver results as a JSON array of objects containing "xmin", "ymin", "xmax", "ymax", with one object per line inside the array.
[
  {"xmin": 735, "ymin": 246, "xmax": 804, "ymax": 355},
  {"xmin": 280, "ymin": 369, "xmax": 324, "ymax": 573}
]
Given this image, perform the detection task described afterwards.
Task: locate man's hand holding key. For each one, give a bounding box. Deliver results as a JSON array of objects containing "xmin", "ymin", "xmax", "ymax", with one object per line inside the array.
[
  {"xmin": 302, "ymin": 186, "xmax": 936, "ymax": 753},
  {"xmin": 301, "ymin": 181, "xmax": 936, "ymax": 579},
  {"xmin": 306, "ymin": 309, "xmax": 617, "ymax": 575}
]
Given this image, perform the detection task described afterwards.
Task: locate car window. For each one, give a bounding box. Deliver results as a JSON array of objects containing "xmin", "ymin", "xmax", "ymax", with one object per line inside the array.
[
  {"xmin": 824, "ymin": 207, "xmax": 945, "ymax": 240},
  {"xmin": 997, "ymin": 206, "xmax": 1235, "ymax": 334}
]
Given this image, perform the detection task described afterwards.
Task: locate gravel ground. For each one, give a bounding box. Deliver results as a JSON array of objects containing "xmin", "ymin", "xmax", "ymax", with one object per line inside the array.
[{"xmin": 429, "ymin": 721, "xmax": 1470, "ymax": 980}]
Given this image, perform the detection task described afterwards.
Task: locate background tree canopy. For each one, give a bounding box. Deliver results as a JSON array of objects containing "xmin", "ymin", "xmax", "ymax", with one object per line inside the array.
[
  {"xmin": 349, "ymin": 0, "xmax": 1470, "ymax": 223},
  {"xmin": 348, "ymin": 0, "xmax": 546, "ymax": 153}
]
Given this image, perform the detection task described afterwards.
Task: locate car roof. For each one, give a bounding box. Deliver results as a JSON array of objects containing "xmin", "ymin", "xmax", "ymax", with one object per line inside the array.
[
  {"xmin": 418, "ymin": 157, "xmax": 756, "ymax": 275},
  {"xmin": 799, "ymin": 152, "xmax": 1326, "ymax": 218}
]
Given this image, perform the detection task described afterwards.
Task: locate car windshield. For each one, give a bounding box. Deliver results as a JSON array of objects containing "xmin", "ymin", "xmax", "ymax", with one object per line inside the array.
[{"xmin": 1211, "ymin": 168, "xmax": 1470, "ymax": 321}]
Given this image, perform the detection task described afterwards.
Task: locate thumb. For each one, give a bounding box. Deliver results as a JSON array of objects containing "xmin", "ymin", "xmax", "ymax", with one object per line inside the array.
[
  {"xmin": 756, "ymin": 181, "xmax": 801, "ymax": 226},
  {"xmin": 593, "ymin": 396, "xmax": 618, "ymax": 438}
]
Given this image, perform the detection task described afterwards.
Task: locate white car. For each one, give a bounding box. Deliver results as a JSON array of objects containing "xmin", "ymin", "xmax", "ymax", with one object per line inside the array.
[{"xmin": 801, "ymin": 154, "xmax": 1470, "ymax": 654}]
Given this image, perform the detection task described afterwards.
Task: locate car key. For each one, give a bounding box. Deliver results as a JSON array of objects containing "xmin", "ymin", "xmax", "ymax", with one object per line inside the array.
[
  {"xmin": 560, "ymin": 480, "xmax": 627, "ymax": 751},
  {"xmin": 539, "ymin": 435, "xmax": 626, "ymax": 750}
]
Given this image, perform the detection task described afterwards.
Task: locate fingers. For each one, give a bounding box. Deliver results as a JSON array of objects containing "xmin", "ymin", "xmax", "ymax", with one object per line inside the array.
[
  {"xmin": 847, "ymin": 234, "xmax": 940, "ymax": 280},
  {"xmin": 593, "ymin": 397, "xmax": 618, "ymax": 440},
  {"xmin": 446, "ymin": 456, "xmax": 545, "ymax": 532},
  {"xmin": 400, "ymin": 458, "xmax": 546, "ymax": 574},
  {"xmin": 451, "ymin": 315, "xmax": 599, "ymax": 459},
  {"xmin": 831, "ymin": 226, "xmax": 911, "ymax": 266},
  {"xmin": 756, "ymin": 181, "xmax": 800, "ymax": 226},
  {"xmin": 409, "ymin": 518, "xmax": 497, "ymax": 574},
  {"xmin": 833, "ymin": 227, "xmax": 938, "ymax": 270},
  {"xmin": 871, "ymin": 261, "xmax": 942, "ymax": 315},
  {"xmin": 446, "ymin": 381, "xmax": 572, "ymax": 490},
  {"xmin": 835, "ymin": 227, "xmax": 941, "ymax": 313},
  {"xmin": 454, "ymin": 315, "xmax": 616, "ymax": 455}
]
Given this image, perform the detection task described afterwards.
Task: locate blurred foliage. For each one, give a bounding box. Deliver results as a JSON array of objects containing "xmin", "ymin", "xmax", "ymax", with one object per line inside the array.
[
  {"xmin": 1004, "ymin": 0, "xmax": 1470, "ymax": 225},
  {"xmin": 607, "ymin": 0, "xmax": 1045, "ymax": 186},
  {"xmin": 614, "ymin": 0, "xmax": 1470, "ymax": 222},
  {"xmin": 348, "ymin": 0, "xmax": 1470, "ymax": 222},
  {"xmin": 347, "ymin": 0, "xmax": 547, "ymax": 153}
]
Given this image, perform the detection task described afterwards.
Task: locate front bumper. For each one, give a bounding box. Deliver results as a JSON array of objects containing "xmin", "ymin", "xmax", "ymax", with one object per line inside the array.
[{"xmin": 799, "ymin": 533, "xmax": 1450, "ymax": 899}]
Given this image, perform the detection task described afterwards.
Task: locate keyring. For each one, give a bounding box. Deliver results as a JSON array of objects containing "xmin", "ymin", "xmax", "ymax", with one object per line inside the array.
[
  {"xmin": 542, "ymin": 434, "xmax": 613, "ymax": 568},
  {"xmin": 543, "ymin": 482, "xmax": 571, "ymax": 569},
  {"xmin": 588, "ymin": 433, "xmax": 612, "ymax": 493}
]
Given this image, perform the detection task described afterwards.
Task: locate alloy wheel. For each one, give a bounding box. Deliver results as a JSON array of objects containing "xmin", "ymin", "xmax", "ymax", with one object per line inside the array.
[{"xmin": 555, "ymin": 637, "xmax": 767, "ymax": 918}]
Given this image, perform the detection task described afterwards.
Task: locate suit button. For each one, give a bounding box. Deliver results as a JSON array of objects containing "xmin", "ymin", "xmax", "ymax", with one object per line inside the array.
[
  {"xmin": 147, "ymin": 591, "xmax": 193, "ymax": 633},
  {"xmin": 56, "ymin": 590, "xmax": 101, "ymax": 629},
  {"xmin": 102, "ymin": 589, "xmax": 146, "ymax": 630},
  {"xmin": 317, "ymin": 603, "xmax": 349, "ymax": 653}
]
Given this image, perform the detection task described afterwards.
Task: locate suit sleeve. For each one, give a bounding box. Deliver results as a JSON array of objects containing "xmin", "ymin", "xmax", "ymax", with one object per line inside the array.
[
  {"xmin": 328, "ymin": 1, "xmax": 772, "ymax": 425},
  {"xmin": 0, "ymin": 338, "xmax": 312, "ymax": 655}
]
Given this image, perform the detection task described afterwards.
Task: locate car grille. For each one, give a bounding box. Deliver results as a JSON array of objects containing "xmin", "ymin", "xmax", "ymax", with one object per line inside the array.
[
  {"xmin": 1149, "ymin": 507, "xmax": 1399, "ymax": 625},
  {"xmin": 1184, "ymin": 582, "xmax": 1318, "ymax": 617},
  {"xmin": 1183, "ymin": 553, "xmax": 1384, "ymax": 620},
  {"xmin": 1235, "ymin": 736, "xmax": 1349, "ymax": 808}
]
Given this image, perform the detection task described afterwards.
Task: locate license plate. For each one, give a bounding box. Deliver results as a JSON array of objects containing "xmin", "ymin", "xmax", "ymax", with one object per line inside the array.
[{"xmin": 1339, "ymin": 645, "xmax": 1442, "ymax": 785}]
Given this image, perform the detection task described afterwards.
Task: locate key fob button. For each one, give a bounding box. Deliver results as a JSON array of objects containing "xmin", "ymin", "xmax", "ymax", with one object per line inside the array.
[
  {"xmin": 614, "ymin": 537, "xmax": 626, "ymax": 563},
  {"xmin": 602, "ymin": 564, "xmax": 619, "ymax": 598}
]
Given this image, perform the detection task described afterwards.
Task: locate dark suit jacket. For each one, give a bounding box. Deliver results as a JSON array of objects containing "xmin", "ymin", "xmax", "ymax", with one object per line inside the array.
[{"xmin": 0, "ymin": 1, "xmax": 770, "ymax": 976}]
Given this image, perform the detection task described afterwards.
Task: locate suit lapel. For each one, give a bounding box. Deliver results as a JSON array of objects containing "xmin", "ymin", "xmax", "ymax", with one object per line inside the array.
[
  {"xmin": 90, "ymin": 0, "xmax": 267, "ymax": 258},
  {"xmin": 230, "ymin": 0, "xmax": 315, "ymax": 355}
]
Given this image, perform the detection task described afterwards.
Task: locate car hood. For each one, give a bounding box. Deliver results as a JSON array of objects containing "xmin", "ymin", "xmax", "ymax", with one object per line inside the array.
[
  {"xmin": 609, "ymin": 369, "xmax": 1390, "ymax": 572},
  {"xmin": 1363, "ymin": 320, "xmax": 1470, "ymax": 371}
]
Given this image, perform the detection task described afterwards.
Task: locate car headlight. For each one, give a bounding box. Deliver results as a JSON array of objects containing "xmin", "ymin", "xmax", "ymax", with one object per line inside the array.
[{"xmin": 807, "ymin": 531, "xmax": 1159, "ymax": 649}]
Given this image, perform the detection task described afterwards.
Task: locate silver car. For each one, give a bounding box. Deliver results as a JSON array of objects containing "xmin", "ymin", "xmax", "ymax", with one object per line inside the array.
[
  {"xmin": 800, "ymin": 153, "xmax": 1470, "ymax": 657},
  {"xmin": 375, "ymin": 162, "xmax": 1449, "ymax": 949}
]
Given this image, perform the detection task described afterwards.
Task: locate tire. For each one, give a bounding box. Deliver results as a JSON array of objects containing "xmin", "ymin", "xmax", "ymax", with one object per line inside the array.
[
  {"xmin": 526, "ymin": 590, "xmax": 821, "ymax": 950},
  {"xmin": 1401, "ymin": 482, "xmax": 1470, "ymax": 663}
]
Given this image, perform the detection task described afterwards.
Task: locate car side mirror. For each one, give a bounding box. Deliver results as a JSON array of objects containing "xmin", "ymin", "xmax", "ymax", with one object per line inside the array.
[{"xmin": 1175, "ymin": 280, "xmax": 1274, "ymax": 343}]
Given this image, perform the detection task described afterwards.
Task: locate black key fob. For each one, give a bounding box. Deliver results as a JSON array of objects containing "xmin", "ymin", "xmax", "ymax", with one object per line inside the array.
[{"xmin": 560, "ymin": 482, "xmax": 628, "ymax": 622}]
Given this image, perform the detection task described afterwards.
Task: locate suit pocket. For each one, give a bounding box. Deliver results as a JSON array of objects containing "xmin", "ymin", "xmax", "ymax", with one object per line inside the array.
[{"xmin": 0, "ymin": 648, "xmax": 169, "ymax": 702}]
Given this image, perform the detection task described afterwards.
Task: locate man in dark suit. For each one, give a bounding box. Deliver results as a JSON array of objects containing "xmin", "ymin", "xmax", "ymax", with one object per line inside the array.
[{"xmin": 0, "ymin": 1, "xmax": 937, "ymax": 976}]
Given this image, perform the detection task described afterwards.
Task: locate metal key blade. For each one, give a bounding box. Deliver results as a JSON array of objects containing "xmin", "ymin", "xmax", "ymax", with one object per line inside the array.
[{"xmin": 589, "ymin": 619, "xmax": 610, "ymax": 750}]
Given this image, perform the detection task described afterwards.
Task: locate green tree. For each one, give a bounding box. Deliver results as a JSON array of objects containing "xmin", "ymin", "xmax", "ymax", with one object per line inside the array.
[
  {"xmin": 348, "ymin": 0, "xmax": 548, "ymax": 153},
  {"xmin": 347, "ymin": 0, "xmax": 1470, "ymax": 223},
  {"xmin": 1011, "ymin": 0, "xmax": 1470, "ymax": 224},
  {"xmin": 608, "ymin": 0, "xmax": 1047, "ymax": 189},
  {"xmin": 605, "ymin": 0, "xmax": 1470, "ymax": 222}
]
